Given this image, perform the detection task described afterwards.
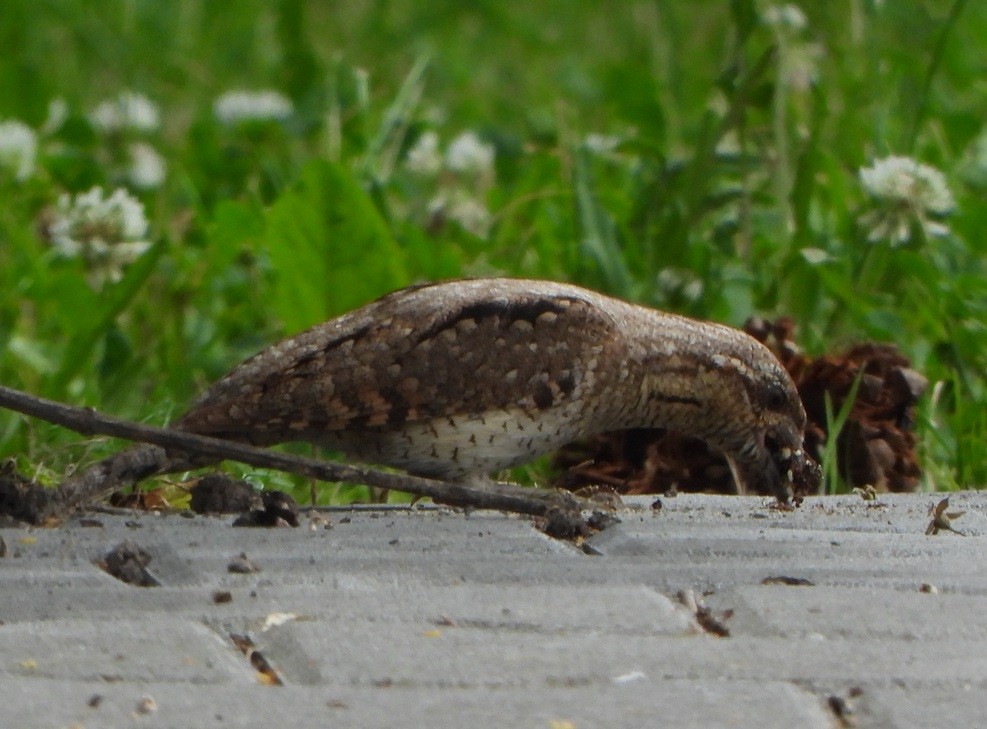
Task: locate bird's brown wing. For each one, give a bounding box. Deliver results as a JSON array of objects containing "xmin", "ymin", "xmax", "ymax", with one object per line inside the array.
[{"xmin": 175, "ymin": 280, "xmax": 618, "ymax": 445}]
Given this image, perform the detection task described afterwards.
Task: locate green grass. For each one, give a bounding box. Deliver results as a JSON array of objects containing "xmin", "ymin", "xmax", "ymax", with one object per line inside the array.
[
  {"xmin": 821, "ymin": 370, "xmax": 864, "ymax": 495},
  {"xmin": 0, "ymin": 0, "xmax": 984, "ymax": 499}
]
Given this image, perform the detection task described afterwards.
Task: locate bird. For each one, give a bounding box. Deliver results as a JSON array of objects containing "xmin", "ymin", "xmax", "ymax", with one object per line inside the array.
[{"xmin": 167, "ymin": 278, "xmax": 815, "ymax": 499}]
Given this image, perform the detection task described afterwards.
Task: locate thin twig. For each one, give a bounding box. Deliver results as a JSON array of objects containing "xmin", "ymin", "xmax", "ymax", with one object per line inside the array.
[{"xmin": 0, "ymin": 385, "xmax": 581, "ymax": 522}]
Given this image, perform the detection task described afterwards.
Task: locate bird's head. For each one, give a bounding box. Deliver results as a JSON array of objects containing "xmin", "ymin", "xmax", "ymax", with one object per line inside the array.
[{"xmin": 640, "ymin": 327, "xmax": 819, "ymax": 500}]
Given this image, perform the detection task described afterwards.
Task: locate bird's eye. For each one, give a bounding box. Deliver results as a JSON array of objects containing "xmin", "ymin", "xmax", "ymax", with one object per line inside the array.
[{"xmin": 764, "ymin": 382, "xmax": 789, "ymax": 410}]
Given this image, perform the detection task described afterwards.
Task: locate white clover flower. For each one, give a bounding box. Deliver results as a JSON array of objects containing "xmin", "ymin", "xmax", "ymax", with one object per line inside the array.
[
  {"xmin": 780, "ymin": 41, "xmax": 823, "ymax": 91},
  {"xmin": 447, "ymin": 196, "xmax": 492, "ymax": 239},
  {"xmin": 49, "ymin": 186, "xmax": 151, "ymax": 289},
  {"xmin": 860, "ymin": 156, "xmax": 954, "ymax": 211},
  {"xmin": 0, "ymin": 120, "xmax": 37, "ymax": 181},
  {"xmin": 408, "ymin": 130, "xmax": 496, "ymax": 237},
  {"xmin": 446, "ymin": 131, "xmax": 495, "ymax": 176},
  {"xmin": 763, "ymin": 3, "xmax": 821, "ymax": 92},
  {"xmin": 763, "ymin": 3, "xmax": 808, "ymax": 31},
  {"xmin": 405, "ymin": 131, "xmax": 442, "ymax": 176},
  {"xmin": 214, "ymin": 90, "xmax": 293, "ymax": 125},
  {"xmin": 859, "ymin": 155, "xmax": 955, "ymax": 244},
  {"xmin": 657, "ymin": 268, "xmax": 704, "ymax": 302},
  {"xmin": 128, "ymin": 142, "xmax": 166, "ymax": 189},
  {"xmin": 584, "ymin": 134, "xmax": 622, "ymax": 155},
  {"xmin": 90, "ymin": 91, "xmax": 160, "ymax": 133},
  {"xmin": 428, "ymin": 191, "xmax": 492, "ymax": 239}
]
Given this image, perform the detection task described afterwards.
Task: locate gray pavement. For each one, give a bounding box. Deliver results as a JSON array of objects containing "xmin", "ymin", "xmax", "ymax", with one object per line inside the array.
[{"xmin": 2, "ymin": 491, "xmax": 987, "ymax": 728}]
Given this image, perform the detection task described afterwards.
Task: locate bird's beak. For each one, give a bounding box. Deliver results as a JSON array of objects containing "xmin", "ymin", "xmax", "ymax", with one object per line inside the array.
[{"xmin": 767, "ymin": 435, "xmax": 821, "ymax": 501}]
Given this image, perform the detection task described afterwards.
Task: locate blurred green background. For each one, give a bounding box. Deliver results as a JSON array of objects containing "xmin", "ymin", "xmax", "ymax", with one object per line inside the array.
[{"xmin": 0, "ymin": 0, "xmax": 984, "ymax": 499}]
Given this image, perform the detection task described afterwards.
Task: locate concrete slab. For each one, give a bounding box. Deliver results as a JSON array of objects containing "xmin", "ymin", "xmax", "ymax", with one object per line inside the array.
[
  {"xmin": 0, "ymin": 677, "xmax": 833, "ymax": 729},
  {"xmin": 2, "ymin": 491, "xmax": 987, "ymax": 727}
]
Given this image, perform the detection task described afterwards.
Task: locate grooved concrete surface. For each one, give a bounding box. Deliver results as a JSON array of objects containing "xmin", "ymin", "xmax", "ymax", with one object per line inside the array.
[{"xmin": 2, "ymin": 492, "xmax": 987, "ymax": 728}]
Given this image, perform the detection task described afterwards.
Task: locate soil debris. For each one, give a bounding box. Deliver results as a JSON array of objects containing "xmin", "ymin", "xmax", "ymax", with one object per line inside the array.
[
  {"xmin": 108, "ymin": 488, "xmax": 171, "ymax": 511},
  {"xmin": 232, "ymin": 490, "xmax": 300, "ymax": 528},
  {"xmin": 678, "ymin": 589, "xmax": 731, "ymax": 637},
  {"xmin": 230, "ymin": 633, "xmax": 283, "ymax": 686},
  {"xmin": 761, "ymin": 575, "xmax": 815, "ymax": 586},
  {"xmin": 96, "ymin": 540, "xmax": 160, "ymax": 587},
  {"xmin": 190, "ymin": 473, "xmax": 261, "ymax": 514},
  {"xmin": 0, "ymin": 460, "xmax": 51, "ymax": 526},
  {"xmin": 228, "ymin": 552, "xmax": 261, "ymax": 574},
  {"xmin": 536, "ymin": 507, "xmax": 618, "ymax": 541}
]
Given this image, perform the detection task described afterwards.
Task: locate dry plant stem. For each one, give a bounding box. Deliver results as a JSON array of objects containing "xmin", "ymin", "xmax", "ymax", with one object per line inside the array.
[{"xmin": 0, "ymin": 385, "xmax": 580, "ymax": 519}]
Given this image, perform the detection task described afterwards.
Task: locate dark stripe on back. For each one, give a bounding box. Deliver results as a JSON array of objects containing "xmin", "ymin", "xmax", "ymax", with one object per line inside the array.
[{"xmin": 414, "ymin": 297, "xmax": 576, "ymax": 345}]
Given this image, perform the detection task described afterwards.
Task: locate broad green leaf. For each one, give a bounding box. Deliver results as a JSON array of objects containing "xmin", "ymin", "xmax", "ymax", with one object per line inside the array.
[
  {"xmin": 572, "ymin": 146, "xmax": 633, "ymax": 296},
  {"xmin": 262, "ymin": 160, "xmax": 406, "ymax": 332}
]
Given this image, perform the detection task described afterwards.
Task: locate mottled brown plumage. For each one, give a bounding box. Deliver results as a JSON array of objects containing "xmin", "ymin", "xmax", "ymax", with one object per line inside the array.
[{"xmin": 174, "ymin": 278, "xmax": 814, "ymax": 498}]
